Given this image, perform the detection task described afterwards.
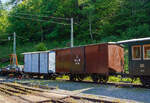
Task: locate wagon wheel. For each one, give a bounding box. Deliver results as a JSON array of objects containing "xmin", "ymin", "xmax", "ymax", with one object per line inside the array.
[
  {"xmin": 37, "ymin": 75, "xmax": 41, "ymax": 79},
  {"xmin": 44, "ymin": 75, "xmax": 49, "ymax": 80},
  {"xmin": 51, "ymin": 76, "xmax": 56, "ymax": 80},
  {"xmin": 140, "ymin": 76, "xmax": 150, "ymax": 86},
  {"xmin": 49, "ymin": 75, "xmax": 56, "ymax": 80},
  {"xmin": 69, "ymin": 75, "xmax": 76, "ymax": 81},
  {"xmin": 17, "ymin": 74, "xmax": 23, "ymax": 79},
  {"xmin": 24, "ymin": 74, "xmax": 29, "ymax": 79},
  {"xmin": 21, "ymin": 73, "xmax": 25, "ymax": 79},
  {"xmin": 91, "ymin": 74, "xmax": 99, "ymax": 83},
  {"xmin": 29, "ymin": 75, "xmax": 33, "ymax": 79},
  {"xmin": 99, "ymin": 76, "xmax": 108, "ymax": 84},
  {"xmin": 77, "ymin": 75, "xmax": 84, "ymax": 82}
]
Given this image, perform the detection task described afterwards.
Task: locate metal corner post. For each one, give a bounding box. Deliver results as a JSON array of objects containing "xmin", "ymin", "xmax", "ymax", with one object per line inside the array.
[
  {"xmin": 71, "ymin": 18, "xmax": 74, "ymax": 47},
  {"xmin": 13, "ymin": 32, "xmax": 16, "ymax": 66}
]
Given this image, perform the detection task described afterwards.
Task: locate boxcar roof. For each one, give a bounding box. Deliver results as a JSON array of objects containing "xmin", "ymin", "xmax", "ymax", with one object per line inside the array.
[
  {"xmin": 22, "ymin": 42, "xmax": 119, "ymax": 54},
  {"xmin": 116, "ymin": 37, "xmax": 150, "ymax": 44},
  {"xmin": 22, "ymin": 50, "xmax": 50, "ymax": 54}
]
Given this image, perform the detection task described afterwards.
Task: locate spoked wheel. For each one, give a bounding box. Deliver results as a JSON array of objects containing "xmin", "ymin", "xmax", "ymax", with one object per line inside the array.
[
  {"xmin": 77, "ymin": 74, "xmax": 84, "ymax": 82},
  {"xmin": 91, "ymin": 74, "xmax": 99, "ymax": 83},
  {"xmin": 99, "ymin": 76, "xmax": 108, "ymax": 84},
  {"xmin": 140, "ymin": 76, "xmax": 150, "ymax": 87}
]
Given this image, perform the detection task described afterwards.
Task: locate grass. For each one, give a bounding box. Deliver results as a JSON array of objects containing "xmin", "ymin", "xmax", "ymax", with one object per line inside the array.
[
  {"xmin": 108, "ymin": 76, "xmax": 141, "ymax": 84},
  {"xmin": 57, "ymin": 75, "xmax": 141, "ymax": 84},
  {"xmin": 84, "ymin": 76, "xmax": 92, "ymax": 81},
  {"xmin": 57, "ymin": 75, "xmax": 69, "ymax": 80}
]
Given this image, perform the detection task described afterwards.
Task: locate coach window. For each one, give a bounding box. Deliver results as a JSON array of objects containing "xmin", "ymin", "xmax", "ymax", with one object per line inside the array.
[
  {"xmin": 132, "ymin": 45, "xmax": 141, "ymax": 60},
  {"xmin": 143, "ymin": 44, "xmax": 150, "ymax": 60}
]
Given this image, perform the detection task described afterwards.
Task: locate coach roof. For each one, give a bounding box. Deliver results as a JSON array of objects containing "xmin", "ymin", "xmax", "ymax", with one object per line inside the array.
[{"xmin": 116, "ymin": 37, "xmax": 150, "ymax": 44}]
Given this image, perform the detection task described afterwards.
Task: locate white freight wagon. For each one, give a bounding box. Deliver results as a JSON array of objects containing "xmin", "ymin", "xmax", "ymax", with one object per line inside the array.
[{"xmin": 23, "ymin": 51, "xmax": 56, "ymax": 76}]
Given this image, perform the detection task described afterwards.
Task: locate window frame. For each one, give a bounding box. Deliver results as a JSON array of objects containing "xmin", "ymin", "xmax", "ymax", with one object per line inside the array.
[
  {"xmin": 143, "ymin": 44, "xmax": 150, "ymax": 60},
  {"xmin": 132, "ymin": 45, "xmax": 141, "ymax": 60}
]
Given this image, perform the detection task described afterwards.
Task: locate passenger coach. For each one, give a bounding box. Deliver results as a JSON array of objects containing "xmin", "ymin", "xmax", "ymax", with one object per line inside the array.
[{"xmin": 117, "ymin": 38, "xmax": 150, "ymax": 85}]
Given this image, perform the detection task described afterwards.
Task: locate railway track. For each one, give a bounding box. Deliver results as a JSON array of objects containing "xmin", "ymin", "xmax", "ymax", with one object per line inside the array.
[
  {"xmin": 45, "ymin": 79, "xmax": 150, "ymax": 89},
  {"xmin": 1, "ymin": 75, "xmax": 149, "ymax": 89},
  {"xmin": 0, "ymin": 82, "xmax": 135, "ymax": 103},
  {"xmin": 0, "ymin": 82, "xmax": 117, "ymax": 103},
  {"xmin": 61, "ymin": 78, "xmax": 150, "ymax": 89}
]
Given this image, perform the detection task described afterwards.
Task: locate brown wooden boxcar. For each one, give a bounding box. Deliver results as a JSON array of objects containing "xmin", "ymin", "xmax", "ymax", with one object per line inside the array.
[
  {"xmin": 56, "ymin": 47, "xmax": 85, "ymax": 73},
  {"xmin": 55, "ymin": 43, "xmax": 124, "ymax": 83},
  {"xmin": 85, "ymin": 43, "xmax": 124, "ymax": 74}
]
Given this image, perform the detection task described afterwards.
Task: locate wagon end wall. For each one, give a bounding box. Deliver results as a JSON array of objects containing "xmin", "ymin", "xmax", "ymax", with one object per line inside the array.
[{"xmin": 108, "ymin": 45, "xmax": 124, "ymax": 72}]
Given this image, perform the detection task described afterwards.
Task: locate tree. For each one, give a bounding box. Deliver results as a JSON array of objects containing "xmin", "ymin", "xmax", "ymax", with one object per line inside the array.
[
  {"xmin": 0, "ymin": 0, "xmax": 3, "ymax": 10},
  {"xmin": 7, "ymin": 0, "xmax": 23, "ymax": 6},
  {"xmin": 2, "ymin": 0, "xmax": 150, "ymax": 45},
  {"xmin": 0, "ymin": 11, "xmax": 9, "ymax": 35}
]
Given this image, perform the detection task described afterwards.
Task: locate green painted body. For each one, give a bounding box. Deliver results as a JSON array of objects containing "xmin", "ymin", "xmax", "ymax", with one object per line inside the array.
[{"xmin": 128, "ymin": 41, "xmax": 150, "ymax": 76}]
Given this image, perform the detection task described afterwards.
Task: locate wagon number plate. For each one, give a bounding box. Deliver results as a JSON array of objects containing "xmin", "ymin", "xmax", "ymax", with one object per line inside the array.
[{"xmin": 140, "ymin": 64, "xmax": 144, "ymax": 68}]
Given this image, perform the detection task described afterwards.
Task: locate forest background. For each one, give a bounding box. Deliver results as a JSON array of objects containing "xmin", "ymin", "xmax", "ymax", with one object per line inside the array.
[{"xmin": 0, "ymin": 0, "xmax": 150, "ymax": 67}]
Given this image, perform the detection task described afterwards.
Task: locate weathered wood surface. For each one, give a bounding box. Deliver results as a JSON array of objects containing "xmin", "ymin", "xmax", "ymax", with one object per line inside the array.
[{"xmin": 0, "ymin": 82, "xmax": 139, "ymax": 103}]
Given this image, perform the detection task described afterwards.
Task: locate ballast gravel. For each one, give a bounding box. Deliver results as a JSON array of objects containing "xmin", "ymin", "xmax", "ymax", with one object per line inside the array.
[{"xmin": 15, "ymin": 79, "xmax": 150, "ymax": 103}]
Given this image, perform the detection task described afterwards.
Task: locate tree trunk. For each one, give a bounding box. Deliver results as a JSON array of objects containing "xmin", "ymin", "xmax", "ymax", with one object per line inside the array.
[
  {"xmin": 91, "ymin": 0, "xmax": 96, "ymax": 3},
  {"xmin": 74, "ymin": 0, "xmax": 79, "ymax": 9}
]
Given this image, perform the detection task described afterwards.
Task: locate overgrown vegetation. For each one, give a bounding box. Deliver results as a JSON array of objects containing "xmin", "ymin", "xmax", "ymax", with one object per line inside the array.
[
  {"xmin": 56, "ymin": 75, "xmax": 141, "ymax": 84},
  {"xmin": 0, "ymin": 0, "xmax": 150, "ymax": 67},
  {"xmin": 35, "ymin": 42, "xmax": 47, "ymax": 51}
]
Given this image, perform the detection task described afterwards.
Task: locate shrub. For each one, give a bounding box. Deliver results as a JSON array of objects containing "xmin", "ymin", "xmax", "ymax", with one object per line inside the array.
[{"xmin": 35, "ymin": 42, "xmax": 47, "ymax": 51}]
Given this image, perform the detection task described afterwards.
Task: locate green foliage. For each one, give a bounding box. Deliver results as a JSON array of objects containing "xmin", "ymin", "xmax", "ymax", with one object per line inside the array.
[
  {"xmin": 121, "ymin": 24, "xmax": 150, "ymax": 39},
  {"xmin": 2, "ymin": 0, "xmax": 150, "ymax": 45},
  {"xmin": 0, "ymin": 11, "xmax": 9, "ymax": 35},
  {"xmin": 108, "ymin": 76, "xmax": 140, "ymax": 84},
  {"xmin": 35, "ymin": 42, "xmax": 47, "ymax": 51},
  {"xmin": 1, "ymin": 0, "xmax": 150, "ymax": 67}
]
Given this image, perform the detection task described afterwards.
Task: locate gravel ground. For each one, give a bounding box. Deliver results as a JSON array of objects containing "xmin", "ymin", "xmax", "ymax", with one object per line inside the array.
[
  {"xmin": 0, "ymin": 94, "xmax": 18, "ymax": 103},
  {"xmin": 15, "ymin": 79, "xmax": 150, "ymax": 103}
]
